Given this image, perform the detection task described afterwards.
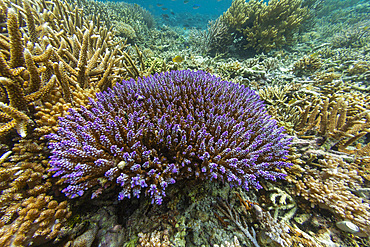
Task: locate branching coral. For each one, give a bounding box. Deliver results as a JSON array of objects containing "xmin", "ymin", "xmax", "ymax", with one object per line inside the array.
[
  {"xmin": 195, "ymin": 17, "xmax": 232, "ymax": 55},
  {"xmin": 295, "ymin": 156, "xmax": 370, "ymax": 236},
  {"xmin": 221, "ymin": 0, "xmax": 309, "ymax": 52},
  {"xmin": 0, "ymin": 137, "xmax": 71, "ymax": 246},
  {"xmin": 258, "ymin": 84, "xmax": 301, "ymax": 133},
  {"xmin": 293, "ymin": 55, "xmax": 323, "ymax": 76},
  {"xmin": 0, "ymin": 0, "xmax": 135, "ymax": 137},
  {"xmin": 0, "ymin": 0, "xmax": 150, "ymax": 245},
  {"xmin": 331, "ymin": 24, "xmax": 370, "ymax": 48},
  {"xmin": 295, "ymin": 94, "xmax": 370, "ymax": 153},
  {"xmin": 48, "ymin": 70, "xmax": 292, "ymax": 204}
]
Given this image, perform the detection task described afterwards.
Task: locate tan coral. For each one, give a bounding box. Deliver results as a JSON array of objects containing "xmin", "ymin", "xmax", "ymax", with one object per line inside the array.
[
  {"xmin": 0, "ymin": 137, "xmax": 71, "ymax": 246},
  {"xmin": 294, "ymin": 93, "xmax": 370, "ymax": 154},
  {"xmin": 295, "ymin": 156, "xmax": 370, "ymax": 236},
  {"xmin": 138, "ymin": 230, "xmax": 172, "ymax": 247},
  {"xmin": 0, "ymin": 101, "xmax": 31, "ymax": 137},
  {"xmin": 221, "ymin": 0, "xmax": 309, "ymax": 52}
]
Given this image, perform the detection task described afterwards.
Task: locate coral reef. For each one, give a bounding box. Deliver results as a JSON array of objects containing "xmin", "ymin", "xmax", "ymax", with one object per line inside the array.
[
  {"xmin": 221, "ymin": 0, "xmax": 310, "ymax": 52},
  {"xmin": 0, "ymin": 0, "xmax": 368, "ymax": 246},
  {"xmin": 0, "ymin": 0, "xmax": 151, "ymax": 245},
  {"xmin": 48, "ymin": 70, "xmax": 292, "ymax": 204},
  {"xmin": 72, "ymin": 0, "xmax": 155, "ymax": 42},
  {"xmin": 295, "ymin": 156, "xmax": 370, "ymax": 236},
  {"xmin": 189, "ymin": 17, "xmax": 232, "ymax": 55}
]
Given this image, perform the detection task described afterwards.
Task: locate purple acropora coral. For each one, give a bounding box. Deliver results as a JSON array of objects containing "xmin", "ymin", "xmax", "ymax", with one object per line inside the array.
[{"xmin": 47, "ymin": 70, "xmax": 292, "ymax": 204}]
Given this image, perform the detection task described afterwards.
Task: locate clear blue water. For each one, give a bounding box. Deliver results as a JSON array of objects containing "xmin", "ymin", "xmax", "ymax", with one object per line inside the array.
[{"xmin": 110, "ymin": 0, "xmax": 233, "ymax": 16}]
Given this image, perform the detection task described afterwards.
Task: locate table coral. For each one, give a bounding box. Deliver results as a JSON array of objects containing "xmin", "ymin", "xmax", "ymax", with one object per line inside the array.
[{"xmin": 48, "ymin": 70, "xmax": 292, "ymax": 204}]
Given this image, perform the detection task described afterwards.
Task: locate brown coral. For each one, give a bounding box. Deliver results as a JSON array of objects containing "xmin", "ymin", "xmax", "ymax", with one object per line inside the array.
[
  {"xmin": 295, "ymin": 94, "xmax": 370, "ymax": 153},
  {"xmin": 295, "ymin": 156, "xmax": 370, "ymax": 236},
  {"xmin": 0, "ymin": 0, "xmax": 150, "ymax": 245},
  {"xmin": 221, "ymin": 0, "xmax": 309, "ymax": 52}
]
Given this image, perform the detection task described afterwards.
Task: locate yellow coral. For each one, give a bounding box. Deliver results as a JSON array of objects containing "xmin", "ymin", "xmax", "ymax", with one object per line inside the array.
[{"xmin": 221, "ymin": 0, "xmax": 309, "ymax": 52}]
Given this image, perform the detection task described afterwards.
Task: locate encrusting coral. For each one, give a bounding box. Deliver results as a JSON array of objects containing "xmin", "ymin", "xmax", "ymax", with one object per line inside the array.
[
  {"xmin": 47, "ymin": 70, "xmax": 292, "ymax": 204},
  {"xmin": 138, "ymin": 230, "xmax": 171, "ymax": 247}
]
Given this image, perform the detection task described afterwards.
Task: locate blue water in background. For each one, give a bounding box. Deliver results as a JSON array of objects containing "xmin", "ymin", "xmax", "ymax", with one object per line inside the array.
[{"xmin": 111, "ymin": 0, "xmax": 233, "ymax": 16}]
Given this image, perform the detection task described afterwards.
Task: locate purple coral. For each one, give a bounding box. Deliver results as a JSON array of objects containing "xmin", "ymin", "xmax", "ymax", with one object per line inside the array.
[{"xmin": 48, "ymin": 70, "xmax": 292, "ymax": 204}]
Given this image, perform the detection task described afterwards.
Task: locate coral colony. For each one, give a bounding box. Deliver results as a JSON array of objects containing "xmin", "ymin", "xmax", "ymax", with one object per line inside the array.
[{"xmin": 48, "ymin": 70, "xmax": 292, "ymax": 204}]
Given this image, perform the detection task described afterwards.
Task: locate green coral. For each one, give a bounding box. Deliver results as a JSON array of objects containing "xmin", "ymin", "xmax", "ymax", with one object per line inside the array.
[{"xmin": 221, "ymin": 0, "xmax": 309, "ymax": 52}]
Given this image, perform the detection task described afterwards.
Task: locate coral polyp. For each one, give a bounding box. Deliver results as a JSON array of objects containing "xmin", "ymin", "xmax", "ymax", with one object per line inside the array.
[{"xmin": 48, "ymin": 70, "xmax": 292, "ymax": 204}]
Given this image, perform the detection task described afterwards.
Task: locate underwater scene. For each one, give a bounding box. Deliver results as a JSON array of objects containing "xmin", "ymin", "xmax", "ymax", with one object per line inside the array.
[{"xmin": 0, "ymin": 0, "xmax": 369, "ymax": 246}]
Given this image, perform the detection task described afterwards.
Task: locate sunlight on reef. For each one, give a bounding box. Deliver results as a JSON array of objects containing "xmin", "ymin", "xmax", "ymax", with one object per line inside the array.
[{"xmin": 0, "ymin": 0, "xmax": 369, "ymax": 246}]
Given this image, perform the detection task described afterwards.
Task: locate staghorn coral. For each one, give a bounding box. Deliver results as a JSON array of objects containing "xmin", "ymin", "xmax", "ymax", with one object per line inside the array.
[
  {"xmin": 294, "ymin": 94, "xmax": 370, "ymax": 153},
  {"xmin": 0, "ymin": 0, "xmax": 135, "ymax": 137},
  {"xmin": 190, "ymin": 17, "xmax": 232, "ymax": 55},
  {"xmin": 47, "ymin": 70, "xmax": 292, "ymax": 204},
  {"xmin": 293, "ymin": 55, "xmax": 323, "ymax": 76},
  {"xmin": 258, "ymin": 84, "xmax": 301, "ymax": 134},
  {"xmin": 221, "ymin": 0, "xmax": 309, "ymax": 52},
  {"xmin": 0, "ymin": 7, "xmax": 56, "ymax": 137},
  {"xmin": 295, "ymin": 156, "xmax": 370, "ymax": 236}
]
